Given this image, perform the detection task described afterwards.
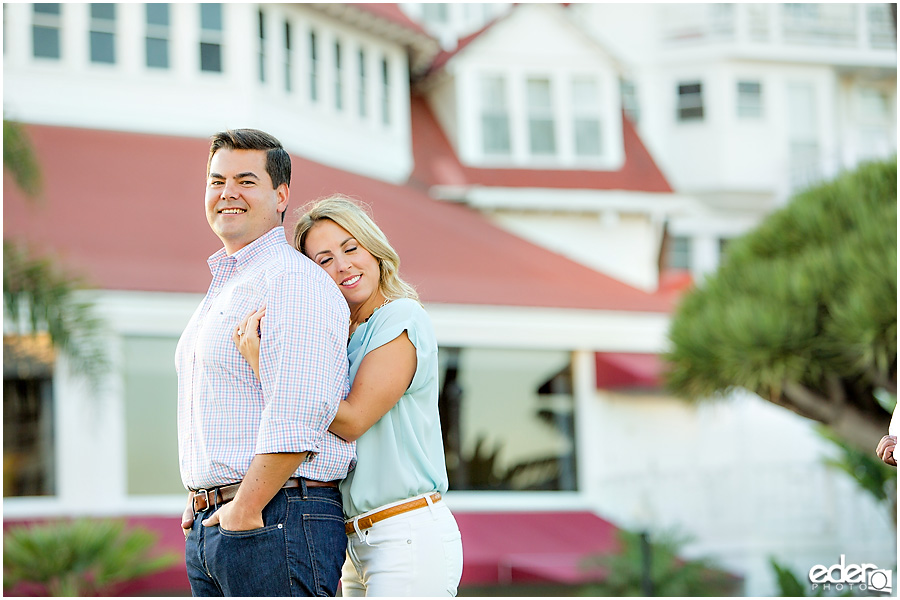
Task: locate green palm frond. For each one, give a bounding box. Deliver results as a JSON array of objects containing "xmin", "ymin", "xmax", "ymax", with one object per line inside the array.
[
  {"xmin": 4, "ymin": 240, "xmax": 109, "ymax": 389},
  {"xmin": 3, "ymin": 118, "xmax": 43, "ymax": 199}
]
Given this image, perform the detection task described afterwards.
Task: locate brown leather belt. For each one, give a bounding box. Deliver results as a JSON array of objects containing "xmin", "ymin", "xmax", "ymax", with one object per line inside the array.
[
  {"xmin": 191, "ymin": 477, "xmax": 339, "ymax": 513},
  {"xmin": 345, "ymin": 492, "xmax": 442, "ymax": 535}
]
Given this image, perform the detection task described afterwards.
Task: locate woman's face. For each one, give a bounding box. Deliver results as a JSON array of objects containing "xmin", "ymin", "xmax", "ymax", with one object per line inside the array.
[{"xmin": 304, "ymin": 219, "xmax": 381, "ymax": 309}]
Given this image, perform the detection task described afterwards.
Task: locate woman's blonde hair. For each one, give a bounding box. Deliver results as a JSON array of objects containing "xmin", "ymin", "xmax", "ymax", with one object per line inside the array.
[{"xmin": 293, "ymin": 195, "xmax": 420, "ymax": 304}]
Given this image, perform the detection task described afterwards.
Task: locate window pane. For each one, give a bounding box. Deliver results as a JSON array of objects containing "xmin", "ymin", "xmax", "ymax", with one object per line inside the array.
[
  {"xmin": 668, "ymin": 235, "xmax": 691, "ymax": 269},
  {"xmin": 335, "ymin": 41, "xmax": 343, "ymax": 111},
  {"xmin": 423, "ymin": 3, "xmax": 449, "ymax": 24},
  {"xmin": 90, "ymin": 3, "xmax": 114, "ymax": 20},
  {"xmin": 381, "ymin": 57, "xmax": 390, "ymax": 124},
  {"xmin": 284, "ymin": 21, "xmax": 292, "ymax": 92},
  {"xmin": 527, "ymin": 79, "xmax": 555, "ymax": 155},
  {"xmin": 123, "ymin": 336, "xmax": 182, "ymax": 495},
  {"xmin": 526, "ymin": 78, "xmax": 552, "ymax": 110},
  {"xmin": 34, "ymin": 3, "xmax": 60, "ymax": 15},
  {"xmin": 200, "ymin": 42, "xmax": 222, "ymax": 72},
  {"xmin": 90, "ymin": 30, "xmax": 115, "ymax": 63},
  {"xmin": 310, "ymin": 30, "xmax": 318, "ymax": 102},
  {"xmin": 439, "ymin": 347, "xmax": 577, "ymax": 492},
  {"xmin": 258, "ymin": 9, "xmax": 265, "ymax": 83},
  {"xmin": 738, "ymin": 80, "xmax": 763, "ymax": 118},
  {"xmin": 4, "ymin": 378, "xmax": 55, "ymax": 497},
  {"xmin": 481, "ymin": 76, "xmax": 510, "ymax": 154},
  {"xmin": 359, "ymin": 49, "xmax": 366, "ymax": 118},
  {"xmin": 146, "ymin": 3, "xmax": 169, "ymax": 26},
  {"xmin": 678, "ymin": 81, "xmax": 704, "ymax": 121},
  {"xmin": 201, "ymin": 3, "xmax": 222, "ymax": 31},
  {"xmin": 572, "ymin": 78, "xmax": 599, "ymax": 108},
  {"xmin": 33, "ymin": 25, "xmax": 60, "ymax": 58},
  {"xmin": 482, "ymin": 115, "xmax": 511, "ymax": 154},
  {"xmin": 480, "ymin": 76, "xmax": 505, "ymax": 110},
  {"xmin": 529, "ymin": 118, "xmax": 556, "ymax": 154},
  {"xmin": 146, "ymin": 36, "xmax": 168, "ymax": 68},
  {"xmin": 3, "ymin": 334, "xmax": 56, "ymax": 498},
  {"xmin": 575, "ymin": 118, "xmax": 601, "ymax": 156}
]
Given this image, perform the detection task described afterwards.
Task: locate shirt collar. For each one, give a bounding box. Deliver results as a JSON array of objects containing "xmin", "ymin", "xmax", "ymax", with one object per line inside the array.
[{"xmin": 207, "ymin": 227, "xmax": 287, "ymax": 272}]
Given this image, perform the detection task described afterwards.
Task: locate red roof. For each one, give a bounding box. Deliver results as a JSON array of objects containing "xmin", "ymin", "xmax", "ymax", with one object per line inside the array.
[
  {"xmin": 4, "ymin": 124, "xmax": 681, "ymax": 312},
  {"xmin": 410, "ymin": 96, "xmax": 673, "ymax": 192}
]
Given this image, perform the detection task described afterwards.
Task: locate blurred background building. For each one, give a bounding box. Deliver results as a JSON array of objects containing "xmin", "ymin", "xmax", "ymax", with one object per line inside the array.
[{"xmin": 3, "ymin": 3, "xmax": 896, "ymax": 595}]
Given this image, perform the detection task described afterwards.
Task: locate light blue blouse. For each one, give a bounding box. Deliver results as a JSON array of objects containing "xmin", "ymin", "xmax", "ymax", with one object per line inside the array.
[{"xmin": 340, "ymin": 298, "xmax": 449, "ymax": 518}]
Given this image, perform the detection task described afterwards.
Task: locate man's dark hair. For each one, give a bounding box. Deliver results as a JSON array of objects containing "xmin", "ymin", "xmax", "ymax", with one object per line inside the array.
[{"xmin": 207, "ymin": 129, "xmax": 291, "ymax": 190}]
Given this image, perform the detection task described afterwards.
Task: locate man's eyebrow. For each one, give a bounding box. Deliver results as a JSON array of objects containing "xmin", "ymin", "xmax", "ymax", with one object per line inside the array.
[{"xmin": 208, "ymin": 171, "xmax": 260, "ymax": 180}]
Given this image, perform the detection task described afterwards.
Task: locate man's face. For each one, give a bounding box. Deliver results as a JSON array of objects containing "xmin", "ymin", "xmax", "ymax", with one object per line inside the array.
[{"xmin": 205, "ymin": 148, "xmax": 288, "ymax": 255}]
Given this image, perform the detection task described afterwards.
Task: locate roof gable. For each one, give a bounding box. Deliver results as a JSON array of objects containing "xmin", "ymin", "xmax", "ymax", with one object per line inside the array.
[{"xmin": 423, "ymin": 4, "xmax": 622, "ymax": 79}]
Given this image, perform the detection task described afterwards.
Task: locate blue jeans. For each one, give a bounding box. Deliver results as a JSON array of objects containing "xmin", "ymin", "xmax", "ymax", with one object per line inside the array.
[{"xmin": 185, "ymin": 480, "xmax": 346, "ymax": 597}]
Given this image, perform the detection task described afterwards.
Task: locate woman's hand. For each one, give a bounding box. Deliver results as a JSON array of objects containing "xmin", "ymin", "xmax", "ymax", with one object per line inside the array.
[
  {"xmin": 233, "ymin": 307, "xmax": 266, "ymax": 381},
  {"xmin": 876, "ymin": 435, "xmax": 897, "ymax": 466}
]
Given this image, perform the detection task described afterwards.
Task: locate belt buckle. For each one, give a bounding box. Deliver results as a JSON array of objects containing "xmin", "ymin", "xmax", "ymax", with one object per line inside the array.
[{"xmin": 195, "ymin": 488, "xmax": 211, "ymax": 512}]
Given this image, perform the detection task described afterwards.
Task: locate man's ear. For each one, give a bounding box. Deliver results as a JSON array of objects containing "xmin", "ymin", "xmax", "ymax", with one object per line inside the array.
[{"xmin": 276, "ymin": 183, "xmax": 289, "ymax": 215}]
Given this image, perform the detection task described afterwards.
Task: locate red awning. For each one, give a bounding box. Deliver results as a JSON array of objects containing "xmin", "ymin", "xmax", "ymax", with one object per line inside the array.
[
  {"xmin": 595, "ymin": 352, "xmax": 664, "ymax": 390},
  {"xmin": 454, "ymin": 511, "xmax": 620, "ymax": 585}
]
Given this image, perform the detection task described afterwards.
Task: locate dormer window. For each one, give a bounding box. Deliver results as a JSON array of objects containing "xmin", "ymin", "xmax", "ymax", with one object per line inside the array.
[
  {"xmin": 473, "ymin": 71, "xmax": 616, "ymax": 167},
  {"xmin": 480, "ymin": 75, "xmax": 511, "ymax": 155}
]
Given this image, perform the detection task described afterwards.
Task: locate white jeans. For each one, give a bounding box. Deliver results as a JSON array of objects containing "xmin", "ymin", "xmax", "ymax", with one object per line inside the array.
[{"xmin": 341, "ymin": 493, "xmax": 463, "ymax": 596}]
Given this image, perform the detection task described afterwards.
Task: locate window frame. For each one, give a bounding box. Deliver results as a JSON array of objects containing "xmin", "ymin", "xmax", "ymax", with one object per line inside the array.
[
  {"xmin": 32, "ymin": 3, "xmax": 62, "ymax": 60},
  {"xmin": 479, "ymin": 74, "xmax": 513, "ymax": 156},
  {"xmin": 89, "ymin": 3, "xmax": 116, "ymax": 65},
  {"xmin": 677, "ymin": 81, "xmax": 704, "ymax": 121},
  {"xmin": 571, "ymin": 76, "xmax": 604, "ymax": 158},
  {"xmin": 737, "ymin": 80, "xmax": 763, "ymax": 118},
  {"xmin": 199, "ymin": 3, "xmax": 224, "ymax": 74},
  {"xmin": 144, "ymin": 3, "xmax": 170, "ymax": 69},
  {"xmin": 526, "ymin": 76, "xmax": 557, "ymax": 156}
]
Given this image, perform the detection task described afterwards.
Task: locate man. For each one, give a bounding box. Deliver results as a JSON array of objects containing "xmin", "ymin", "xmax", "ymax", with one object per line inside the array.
[{"xmin": 176, "ymin": 129, "xmax": 354, "ymax": 596}]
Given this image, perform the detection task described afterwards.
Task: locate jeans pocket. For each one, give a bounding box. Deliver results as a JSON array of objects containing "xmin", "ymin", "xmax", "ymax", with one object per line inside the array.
[
  {"xmin": 217, "ymin": 523, "xmax": 281, "ymax": 537},
  {"xmin": 207, "ymin": 524, "xmax": 291, "ymax": 596},
  {"xmin": 441, "ymin": 531, "xmax": 463, "ymax": 596}
]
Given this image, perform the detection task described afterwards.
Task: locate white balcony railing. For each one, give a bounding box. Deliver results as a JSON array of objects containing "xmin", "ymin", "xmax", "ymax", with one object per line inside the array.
[{"xmin": 662, "ymin": 3, "xmax": 897, "ymax": 51}]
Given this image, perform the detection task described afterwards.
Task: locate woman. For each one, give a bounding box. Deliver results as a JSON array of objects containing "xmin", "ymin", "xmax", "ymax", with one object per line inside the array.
[{"xmin": 234, "ymin": 195, "xmax": 463, "ymax": 596}]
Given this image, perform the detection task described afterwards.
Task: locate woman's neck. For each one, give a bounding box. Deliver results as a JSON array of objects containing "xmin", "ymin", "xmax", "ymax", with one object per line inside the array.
[{"xmin": 349, "ymin": 292, "xmax": 388, "ymax": 332}]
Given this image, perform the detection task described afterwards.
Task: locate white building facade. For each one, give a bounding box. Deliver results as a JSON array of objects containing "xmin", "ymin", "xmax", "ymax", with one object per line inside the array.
[{"xmin": 3, "ymin": 3, "xmax": 896, "ymax": 596}]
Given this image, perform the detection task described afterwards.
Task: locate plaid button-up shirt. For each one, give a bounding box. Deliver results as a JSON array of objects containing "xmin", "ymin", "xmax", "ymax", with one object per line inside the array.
[{"xmin": 176, "ymin": 227, "xmax": 355, "ymax": 490}]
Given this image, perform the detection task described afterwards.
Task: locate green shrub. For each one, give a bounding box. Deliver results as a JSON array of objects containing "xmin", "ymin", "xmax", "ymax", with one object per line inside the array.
[{"xmin": 3, "ymin": 518, "xmax": 178, "ymax": 596}]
